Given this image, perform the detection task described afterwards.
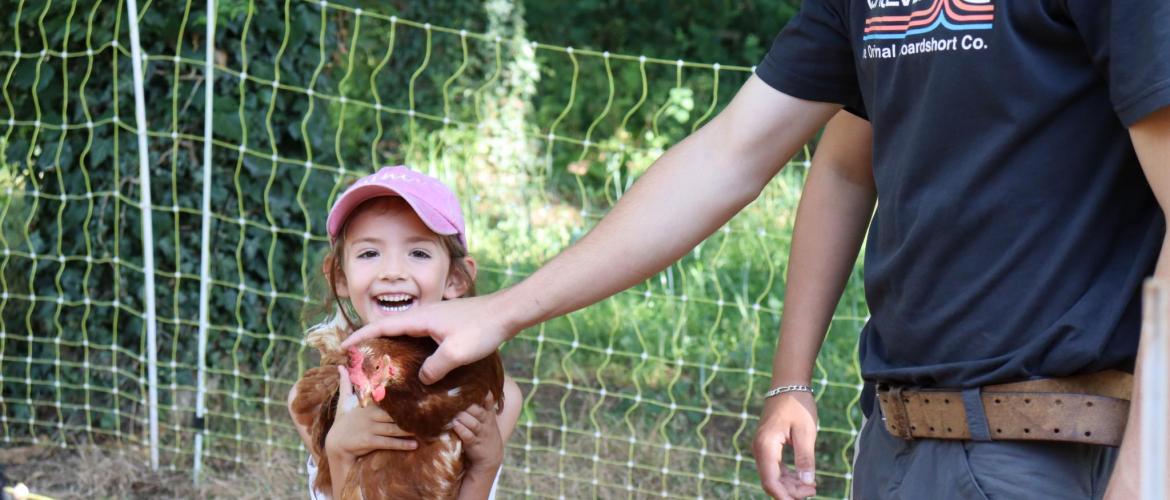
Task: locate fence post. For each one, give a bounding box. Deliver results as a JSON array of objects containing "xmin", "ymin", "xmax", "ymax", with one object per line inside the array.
[
  {"xmin": 193, "ymin": 0, "xmax": 216, "ymax": 484},
  {"xmin": 123, "ymin": 0, "xmax": 160, "ymax": 471},
  {"xmin": 1141, "ymin": 278, "xmax": 1169, "ymax": 500}
]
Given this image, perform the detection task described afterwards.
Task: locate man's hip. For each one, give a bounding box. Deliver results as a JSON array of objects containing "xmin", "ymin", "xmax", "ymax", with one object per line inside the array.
[{"xmin": 875, "ymin": 370, "xmax": 1131, "ymax": 446}]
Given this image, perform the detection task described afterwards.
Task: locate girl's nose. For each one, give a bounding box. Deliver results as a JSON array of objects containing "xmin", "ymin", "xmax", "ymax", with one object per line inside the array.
[{"xmin": 378, "ymin": 259, "xmax": 407, "ymax": 282}]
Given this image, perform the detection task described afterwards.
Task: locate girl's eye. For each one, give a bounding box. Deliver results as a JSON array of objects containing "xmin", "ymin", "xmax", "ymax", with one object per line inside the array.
[
  {"xmin": 409, "ymin": 249, "xmax": 431, "ymax": 259},
  {"xmin": 357, "ymin": 250, "xmax": 378, "ymax": 259}
]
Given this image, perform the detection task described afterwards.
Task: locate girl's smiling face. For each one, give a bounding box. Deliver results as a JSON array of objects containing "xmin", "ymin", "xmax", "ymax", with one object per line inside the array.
[{"xmin": 335, "ymin": 197, "xmax": 472, "ymax": 325}]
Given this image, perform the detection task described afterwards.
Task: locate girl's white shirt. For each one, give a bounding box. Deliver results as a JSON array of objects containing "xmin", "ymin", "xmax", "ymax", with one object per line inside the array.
[{"xmin": 306, "ymin": 455, "xmax": 500, "ymax": 499}]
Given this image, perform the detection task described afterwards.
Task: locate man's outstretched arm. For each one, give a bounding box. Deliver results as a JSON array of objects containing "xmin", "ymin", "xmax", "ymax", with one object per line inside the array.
[
  {"xmin": 343, "ymin": 76, "xmax": 841, "ymax": 383},
  {"xmin": 1106, "ymin": 104, "xmax": 1170, "ymax": 499},
  {"xmin": 500, "ymin": 77, "xmax": 841, "ymax": 332}
]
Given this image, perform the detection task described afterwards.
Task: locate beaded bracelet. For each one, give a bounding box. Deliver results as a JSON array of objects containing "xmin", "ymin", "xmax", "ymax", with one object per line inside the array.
[{"xmin": 763, "ymin": 384, "xmax": 814, "ymax": 400}]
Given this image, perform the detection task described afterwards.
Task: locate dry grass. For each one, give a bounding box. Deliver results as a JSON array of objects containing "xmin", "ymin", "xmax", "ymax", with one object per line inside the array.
[{"xmin": 0, "ymin": 443, "xmax": 306, "ymax": 499}]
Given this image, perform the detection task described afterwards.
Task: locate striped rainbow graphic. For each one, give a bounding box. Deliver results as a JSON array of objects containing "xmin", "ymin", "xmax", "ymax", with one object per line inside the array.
[{"xmin": 863, "ymin": 0, "xmax": 994, "ymax": 41}]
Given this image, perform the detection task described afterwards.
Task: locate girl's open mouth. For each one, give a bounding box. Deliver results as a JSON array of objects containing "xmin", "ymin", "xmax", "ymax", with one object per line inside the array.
[{"xmin": 374, "ymin": 293, "xmax": 415, "ymax": 312}]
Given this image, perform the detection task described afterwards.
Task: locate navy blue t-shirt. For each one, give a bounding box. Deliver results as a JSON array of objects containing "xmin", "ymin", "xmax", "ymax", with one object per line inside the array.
[{"xmin": 757, "ymin": 0, "xmax": 1170, "ymax": 390}]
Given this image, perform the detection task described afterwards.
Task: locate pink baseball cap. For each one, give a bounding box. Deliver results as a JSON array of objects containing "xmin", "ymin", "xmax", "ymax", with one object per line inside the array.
[{"xmin": 327, "ymin": 166, "xmax": 466, "ymax": 247}]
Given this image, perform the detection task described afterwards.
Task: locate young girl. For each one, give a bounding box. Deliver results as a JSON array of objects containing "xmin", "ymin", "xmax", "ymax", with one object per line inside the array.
[{"xmin": 287, "ymin": 165, "xmax": 523, "ymax": 499}]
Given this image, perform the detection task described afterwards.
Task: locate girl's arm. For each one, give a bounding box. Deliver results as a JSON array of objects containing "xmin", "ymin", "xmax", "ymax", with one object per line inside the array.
[
  {"xmin": 497, "ymin": 376, "xmax": 523, "ymax": 441},
  {"xmin": 455, "ymin": 375, "xmax": 523, "ymax": 500}
]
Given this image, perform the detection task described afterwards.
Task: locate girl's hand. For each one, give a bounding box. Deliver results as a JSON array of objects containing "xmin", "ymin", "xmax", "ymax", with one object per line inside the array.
[
  {"xmin": 451, "ymin": 393, "xmax": 503, "ymax": 472},
  {"xmin": 325, "ymin": 365, "xmax": 418, "ymax": 461}
]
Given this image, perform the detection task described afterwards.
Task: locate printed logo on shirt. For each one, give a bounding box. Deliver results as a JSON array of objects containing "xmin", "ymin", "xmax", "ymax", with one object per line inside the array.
[{"xmin": 861, "ymin": 0, "xmax": 994, "ymax": 59}]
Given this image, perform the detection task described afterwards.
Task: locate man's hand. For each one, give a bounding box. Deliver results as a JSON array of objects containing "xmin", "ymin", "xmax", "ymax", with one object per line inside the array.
[
  {"xmin": 340, "ymin": 295, "xmax": 513, "ymax": 384},
  {"xmin": 752, "ymin": 391, "xmax": 819, "ymax": 500}
]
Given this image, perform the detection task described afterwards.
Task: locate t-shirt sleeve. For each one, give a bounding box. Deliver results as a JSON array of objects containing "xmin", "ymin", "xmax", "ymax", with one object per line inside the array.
[
  {"xmin": 843, "ymin": 104, "xmax": 868, "ymax": 120},
  {"xmin": 1067, "ymin": 0, "xmax": 1170, "ymax": 125},
  {"xmin": 755, "ymin": 0, "xmax": 864, "ymax": 111}
]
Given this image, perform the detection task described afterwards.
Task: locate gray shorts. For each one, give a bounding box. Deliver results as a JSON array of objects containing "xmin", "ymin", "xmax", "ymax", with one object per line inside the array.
[{"xmin": 852, "ymin": 397, "xmax": 1117, "ymax": 499}]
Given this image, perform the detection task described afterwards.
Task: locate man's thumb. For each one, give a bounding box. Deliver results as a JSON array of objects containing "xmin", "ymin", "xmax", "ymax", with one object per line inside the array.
[
  {"xmin": 342, "ymin": 314, "xmax": 433, "ymax": 349},
  {"xmin": 418, "ymin": 348, "xmax": 454, "ymax": 385},
  {"xmin": 794, "ymin": 427, "xmax": 817, "ymax": 486}
]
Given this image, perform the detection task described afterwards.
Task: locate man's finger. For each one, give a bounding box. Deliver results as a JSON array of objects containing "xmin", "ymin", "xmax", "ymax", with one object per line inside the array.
[
  {"xmin": 778, "ymin": 467, "xmax": 817, "ymax": 499},
  {"xmin": 791, "ymin": 422, "xmax": 818, "ymax": 487},
  {"xmin": 753, "ymin": 435, "xmax": 793, "ymax": 500},
  {"xmin": 340, "ymin": 312, "xmax": 434, "ymax": 349}
]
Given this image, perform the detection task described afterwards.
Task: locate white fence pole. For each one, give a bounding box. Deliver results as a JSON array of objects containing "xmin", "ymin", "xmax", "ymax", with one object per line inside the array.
[
  {"xmin": 1141, "ymin": 278, "xmax": 1169, "ymax": 500},
  {"xmin": 124, "ymin": 0, "xmax": 160, "ymax": 471},
  {"xmin": 193, "ymin": 0, "xmax": 216, "ymax": 484}
]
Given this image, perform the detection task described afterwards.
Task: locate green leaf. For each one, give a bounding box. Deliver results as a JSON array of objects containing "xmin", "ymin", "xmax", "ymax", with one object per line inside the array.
[{"xmin": 212, "ymin": 95, "xmax": 243, "ymax": 141}]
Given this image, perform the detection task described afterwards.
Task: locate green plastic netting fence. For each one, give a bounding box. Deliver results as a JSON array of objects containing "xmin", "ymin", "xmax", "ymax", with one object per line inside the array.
[{"xmin": 0, "ymin": 0, "xmax": 868, "ymax": 498}]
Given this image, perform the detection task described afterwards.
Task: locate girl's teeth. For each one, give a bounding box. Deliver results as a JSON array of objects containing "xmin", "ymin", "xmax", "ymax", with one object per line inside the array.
[{"xmin": 375, "ymin": 295, "xmax": 414, "ymax": 312}]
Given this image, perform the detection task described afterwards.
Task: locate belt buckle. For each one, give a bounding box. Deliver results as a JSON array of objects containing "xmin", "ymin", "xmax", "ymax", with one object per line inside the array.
[{"xmin": 880, "ymin": 384, "xmax": 915, "ymax": 441}]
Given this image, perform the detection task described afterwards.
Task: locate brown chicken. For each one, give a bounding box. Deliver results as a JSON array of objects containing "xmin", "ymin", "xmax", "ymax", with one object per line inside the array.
[{"xmin": 291, "ymin": 330, "xmax": 505, "ymax": 500}]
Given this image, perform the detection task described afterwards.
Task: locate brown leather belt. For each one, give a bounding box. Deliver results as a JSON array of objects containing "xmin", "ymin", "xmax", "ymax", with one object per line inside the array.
[{"xmin": 877, "ymin": 370, "xmax": 1132, "ymax": 446}]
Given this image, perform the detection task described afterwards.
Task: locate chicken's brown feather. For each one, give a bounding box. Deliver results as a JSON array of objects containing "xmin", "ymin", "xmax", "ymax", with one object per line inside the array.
[
  {"xmin": 290, "ymin": 366, "xmax": 341, "ymax": 493},
  {"xmin": 339, "ymin": 433, "xmax": 464, "ymax": 500}
]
